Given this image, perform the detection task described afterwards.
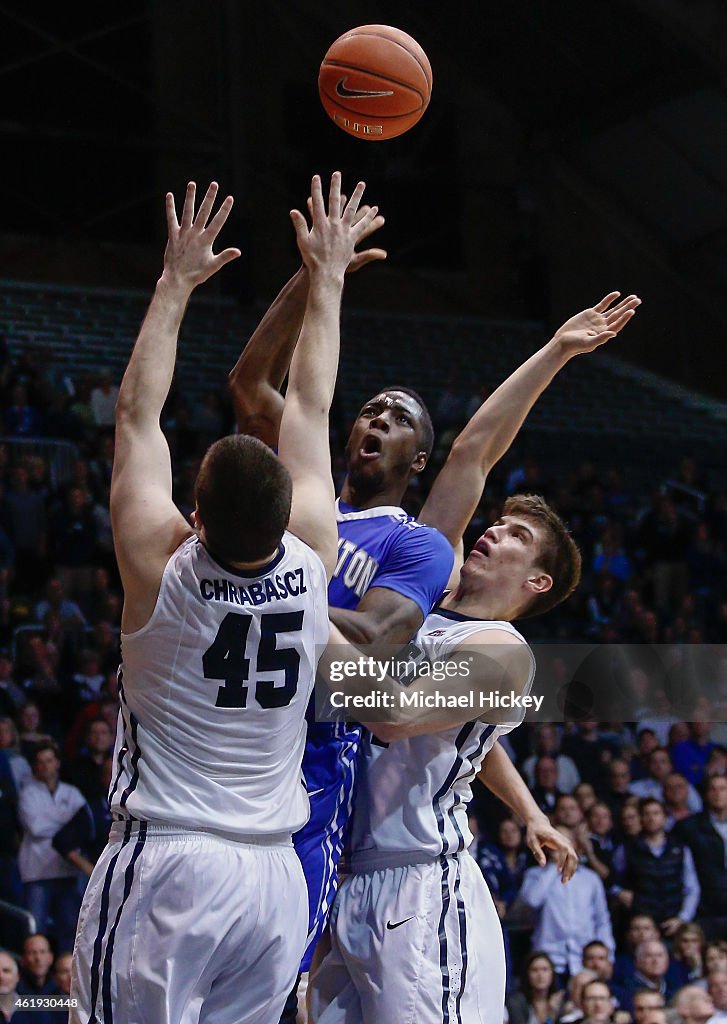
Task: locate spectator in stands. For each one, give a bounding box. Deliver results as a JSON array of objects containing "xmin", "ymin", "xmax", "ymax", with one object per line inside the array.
[
  {"xmin": 619, "ymin": 798, "xmax": 643, "ymax": 840},
  {"xmin": 90, "ymin": 621, "xmax": 119, "ymax": 675},
  {"xmin": 17, "ymin": 702, "xmax": 51, "ymax": 762},
  {"xmin": 3, "ymin": 465, "xmax": 46, "ymax": 589},
  {"xmin": 0, "ymin": 717, "xmax": 30, "ymax": 791},
  {"xmin": 522, "ymin": 724, "xmax": 581, "ymax": 794},
  {"xmin": 630, "ymin": 749, "xmax": 702, "ymax": 813},
  {"xmin": 562, "ymin": 720, "xmax": 615, "ymax": 788},
  {"xmin": 52, "ymin": 952, "xmax": 72, "ymax": 996},
  {"xmin": 670, "ymin": 923, "xmax": 706, "ymax": 987},
  {"xmin": 670, "ymin": 985, "xmax": 714, "ymax": 1024},
  {"xmin": 79, "ymin": 566, "xmax": 119, "ymax": 626},
  {"xmin": 593, "ymin": 524, "xmax": 632, "ymax": 581},
  {"xmin": 46, "ymin": 486, "xmax": 97, "ymax": 597},
  {"xmin": 505, "ymin": 952, "xmax": 566, "ymax": 1024},
  {"xmin": 631, "ymin": 990, "xmax": 666, "ymax": 1024},
  {"xmin": 4, "ymin": 384, "xmax": 42, "ymax": 437},
  {"xmin": 631, "ymin": 730, "xmax": 659, "ymax": 782},
  {"xmin": 582, "ymin": 941, "xmax": 629, "ymax": 1010},
  {"xmin": 616, "ymin": 797, "xmax": 699, "ymax": 936},
  {"xmin": 672, "ymin": 722, "xmax": 716, "ymax": 789},
  {"xmin": 587, "ymin": 573, "xmax": 623, "ymax": 637},
  {"xmin": 580, "ymin": 979, "xmax": 615, "ymax": 1024},
  {"xmin": 664, "ymin": 774, "xmax": 699, "ymax": 829},
  {"xmin": 519, "ymin": 827, "xmax": 614, "ymax": 979},
  {"xmin": 553, "ymin": 794, "xmax": 585, "ymax": 830},
  {"xmin": 705, "ymin": 945, "xmax": 727, "ymax": 976},
  {"xmin": 71, "ymin": 649, "xmax": 105, "ymax": 704},
  {"xmin": 17, "ymin": 933, "xmax": 58, "ymax": 996},
  {"xmin": 0, "ymin": 950, "xmax": 20, "ymax": 1022},
  {"xmin": 624, "ymin": 941, "xmax": 676, "ymax": 1007},
  {"xmin": 604, "ymin": 759, "xmax": 634, "ymax": 819},
  {"xmin": 614, "ymin": 915, "xmax": 661, "ymax": 987},
  {"xmin": 705, "ymin": 746, "xmax": 727, "ymax": 779},
  {"xmin": 575, "ymin": 783, "xmax": 598, "ymax": 815},
  {"xmin": 637, "ymin": 494, "xmax": 691, "ymax": 614},
  {"xmin": 34, "ymin": 578, "xmax": 86, "ymax": 637},
  {"xmin": 18, "ymin": 742, "xmax": 88, "ymax": 950},
  {"xmin": 707, "ymin": 972, "xmax": 727, "ymax": 1024},
  {"xmin": 582, "ymin": 802, "xmax": 617, "ymax": 885},
  {"xmin": 89, "ymin": 369, "xmax": 118, "ymax": 428},
  {"xmin": 673, "ymin": 774, "xmax": 727, "ymax": 940},
  {"xmin": 474, "ymin": 816, "xmax": 528, "ymax": 921},
  {"xmin": 62, "ymin": 717, "xmax": 113, "ymax": 802},
  {"xmin": 669, "ymin": 722, "xmax": 691, "ymax": 749},
  {"xmin": 531, "ymin": 755, "xmax": 562, "ymax": 814},
  {"xmin": 560, "ymin": 970, "xmax": 600, "ymax": 1024},
  {"xmin": 0, "ymin": 654, "xmax": 25, "ymax": 718}
]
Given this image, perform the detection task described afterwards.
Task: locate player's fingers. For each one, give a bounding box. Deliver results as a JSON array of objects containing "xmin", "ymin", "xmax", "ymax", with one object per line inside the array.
[
  {"xmin": 529, "ymin": 835, "xmax": 546, "ymax": 867},
  {"xmin": 310, "ymin": 175, "xmax": 325, "ymax": 223},
  {"xmin": 289, "ymin": 208, "xmax": 309, "ymax": 246},
  {"xmin": 195, "ymin": 181, "xmax": 219, "ymax": 229},
  {"xmin": 562, "ymin": 848, "xmax": 579, "ymax": 883},
  {"xmin": 180, "ymin": 182, "xmax": 196, "ymax": 230},
  {"xmin": 328, "ymin": 171, "xmax": 342, "ymax": 219},
  {"xmin": 165, "ymin": 192, "xmax": 179, "ymax": 235},
  {"xmin": 349, "ymin": 248, "xmax": 387, "ymax": 272},
  {"xmin": 353, "ymin": 203, "xmax": 371, "ymax": 225},
  {"xmin": 214, "ymin": 247, "xmax": 242, "ymax": 268},
  {"xmin": 351, "ymin": 205, "xmax": 379, "ymax": 240},
  {"xmin": 205, "ymin": 195, "xmax": 235, "ymax": 239},
  {"xmin": 607, "ymin": 308, "xmax": 637, "ymax": 334},
  {"xmin": 356, "ymin": 213, "xmax": 385, "ymax": 241},
  {"xmin": 340, "ymin": 194, "xmax": 348, "ymax": 216},
  {"xmin": 592, "ymin": 291, "xmax": 620, "ymax": 313},
  {"xmin": 343, "ymin": 181, "xmax": 367, "ymax": 222},
  {"xmin": 606, "ymin": 295, "xmax": 641, "ymax": 321}
]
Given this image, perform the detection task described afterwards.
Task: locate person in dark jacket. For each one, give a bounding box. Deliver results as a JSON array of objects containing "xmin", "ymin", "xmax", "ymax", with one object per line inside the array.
[{"xmin": 673, "ymin": 774, "xmax": 727, "ymax": 940}]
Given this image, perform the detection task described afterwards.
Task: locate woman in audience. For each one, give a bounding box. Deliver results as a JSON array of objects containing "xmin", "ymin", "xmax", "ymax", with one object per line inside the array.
[
  {"xmin": 506, "ymin": 953, "xmax": 566, "ymax": 1024},
  {"xmin": 671, "ymin": 923, "xmax": 706, "ymax": 987}
]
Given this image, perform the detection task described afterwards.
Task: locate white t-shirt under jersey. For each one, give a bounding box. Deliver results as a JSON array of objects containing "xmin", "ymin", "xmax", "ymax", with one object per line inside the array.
[
  {"xmin": 110, "ymin": 532, "xmax": 329, "ymax": 839},
  {"xmin": 350, "ymin": 607, "xmax": 536, "ymax": 866}
]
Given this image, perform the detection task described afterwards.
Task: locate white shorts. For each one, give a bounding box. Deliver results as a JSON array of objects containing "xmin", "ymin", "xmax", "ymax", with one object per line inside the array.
[
  {"xmin": 71, "ymin": 820, "xmax": 308, "ymax": 1024},
  {"xmin": 310, "ymin": 851, "xmax": 505, "ymax": 1024}
]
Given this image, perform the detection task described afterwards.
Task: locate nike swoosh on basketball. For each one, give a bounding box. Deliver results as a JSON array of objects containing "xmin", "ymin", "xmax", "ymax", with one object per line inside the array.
[
  {"xmin": 335, "ymin": 78, "xmax": 394, "ymax": 99},
  {"xmin": 386, "ymin": 916, "xmax": 415, "ymax": 930}
]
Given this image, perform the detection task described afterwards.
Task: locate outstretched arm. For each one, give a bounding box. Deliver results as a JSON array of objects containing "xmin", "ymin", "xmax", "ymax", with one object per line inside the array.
[
  {"xmin": 280, "ymin": 173, "xmax": 382, "ymax": 577},
  {"xmin": 420, "ymin": 292, "xmax": 641, "ymax": 545},
  {"xmin": 229, "ymin": 205, "xmax": 386, "ymax": 449},
  {"xmin": 112, "ymin": 182, "xmax": 241, "ymax": 633}
]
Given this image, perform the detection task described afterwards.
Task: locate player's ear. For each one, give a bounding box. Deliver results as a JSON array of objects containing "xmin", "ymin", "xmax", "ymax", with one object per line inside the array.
[
  {"xmin": 525, "ymin": 572, "xmax": 552, "ymax": 596},
  {"xmin": 410, "ymin": 450, "xmax": 428, "ymax": 474},
  {"xmin": 190, "ymin": 508, "xmax": 201, "ymax": 530}
]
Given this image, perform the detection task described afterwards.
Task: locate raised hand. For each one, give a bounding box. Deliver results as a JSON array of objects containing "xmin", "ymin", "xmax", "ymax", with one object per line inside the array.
[
  {"xmin": 163, "ymin": 181, "xmax": 241, "ymax": 291},
  {"xmin": 525, "ymin": 817, "xmax": 579, "ymax": 883},
  {"xmin": 307, "ymin": 193, "xmax": 387, "ymax": 274},
  {"xmin": 291, "ymin": 172, "xmax": 382, "ymax": 279},
  {"xmin": 552, "ymin": 291, "xmax": 641, "ymax": 356}
]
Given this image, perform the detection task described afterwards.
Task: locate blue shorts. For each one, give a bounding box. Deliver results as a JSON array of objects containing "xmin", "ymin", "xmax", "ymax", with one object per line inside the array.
[{"xmin": 294, "ymin": 720, "xmax": 361, "ymax": 972}]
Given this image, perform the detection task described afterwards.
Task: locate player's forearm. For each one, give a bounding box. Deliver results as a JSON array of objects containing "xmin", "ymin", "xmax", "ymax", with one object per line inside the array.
[
  {"xmin": 452, "ymin": 337, "xmax": 570, "ymax": 472},
  {"xmin": 116, "ymin": 275, "xmax": 190, "ymax": 428},
  {"xmin": 228, "ymin": 267, "xmax": 308, "ymax": 417},
  {"xmin": 284, "ymin": 269, "xmax": 344, "ymax": 417},
  {"xmin": 477, "ymin": 741, "xmax": 549, "ymax": 825}
]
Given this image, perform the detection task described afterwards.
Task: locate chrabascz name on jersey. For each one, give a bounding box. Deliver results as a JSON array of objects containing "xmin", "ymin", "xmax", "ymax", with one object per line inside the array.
[{"xmin": 199, "ymin": 568, "xmax": 307, "ymax": 606}]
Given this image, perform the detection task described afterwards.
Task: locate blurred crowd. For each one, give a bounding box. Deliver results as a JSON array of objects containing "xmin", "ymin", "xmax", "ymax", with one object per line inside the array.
[{"xmin": 0, "ymin": 341, "xmax": 725, "ymax": 1023}]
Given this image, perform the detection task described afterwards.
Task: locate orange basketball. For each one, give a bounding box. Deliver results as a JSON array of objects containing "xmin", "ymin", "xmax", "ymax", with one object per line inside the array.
[{"xmin": 318, "ymin": 25, "xmax": 432, "ymax": 141}]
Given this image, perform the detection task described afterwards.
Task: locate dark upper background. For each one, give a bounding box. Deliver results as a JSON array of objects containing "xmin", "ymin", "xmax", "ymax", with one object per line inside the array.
[{"xmin": 1, "ymin": 0, "xmax": 727, "ymax": 397}]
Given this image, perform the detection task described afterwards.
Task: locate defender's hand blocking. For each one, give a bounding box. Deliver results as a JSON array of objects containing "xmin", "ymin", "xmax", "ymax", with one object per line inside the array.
[
  {"xmin": 163, "ymin": 182, "xmax": 241, "ymax": 291},
  {"xmin": 306, "ymin": 193, "xmax": 387, "ymax": 274},
  {"xmin": 291, "ymin": 173, "xmax": 382, "ymax": 278},
  {"xmin": 552, "ymin": 291, "xmax": 641, "ymax": 356}
]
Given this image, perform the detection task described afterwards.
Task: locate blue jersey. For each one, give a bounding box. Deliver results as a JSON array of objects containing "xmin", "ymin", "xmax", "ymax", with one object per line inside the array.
[{"xmin": 296, "ymin": 499, "xmax": 453, "ymax": 968}]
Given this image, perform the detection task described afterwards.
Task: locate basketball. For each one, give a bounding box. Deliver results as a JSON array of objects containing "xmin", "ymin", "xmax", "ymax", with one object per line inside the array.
[{"xmin": 318, "ymin": 25, "xmax": 432, "ymax": 141}]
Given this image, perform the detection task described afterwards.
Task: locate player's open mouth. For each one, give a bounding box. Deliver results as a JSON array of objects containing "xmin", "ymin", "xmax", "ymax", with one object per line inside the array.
[
  {"xmin": 472, "ymin": 540, "xmax": 490, "ymax": 558},
  {"xmin": 359, "ymin": 435, "xmax": 383, "ymax": 461}
]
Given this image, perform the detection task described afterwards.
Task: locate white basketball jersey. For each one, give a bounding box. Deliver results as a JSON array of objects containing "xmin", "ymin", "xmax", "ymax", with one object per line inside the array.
[
  {"xmin": 350, "ymin": 608, "xmax": 536, "ymax": 864},
  {"xmin": 110, "ymin": 533, "xmax": 329, "ymax": 838}
]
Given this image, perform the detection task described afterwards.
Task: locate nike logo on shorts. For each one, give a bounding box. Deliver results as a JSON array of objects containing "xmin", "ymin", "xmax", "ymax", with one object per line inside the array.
[
  {"xmin": 386, "ymin": 916, "xmax": 415, "ymax": 930},
  {"xmin": 335, "ymin": 78, "xmax": 394, "ymax": 99}
]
